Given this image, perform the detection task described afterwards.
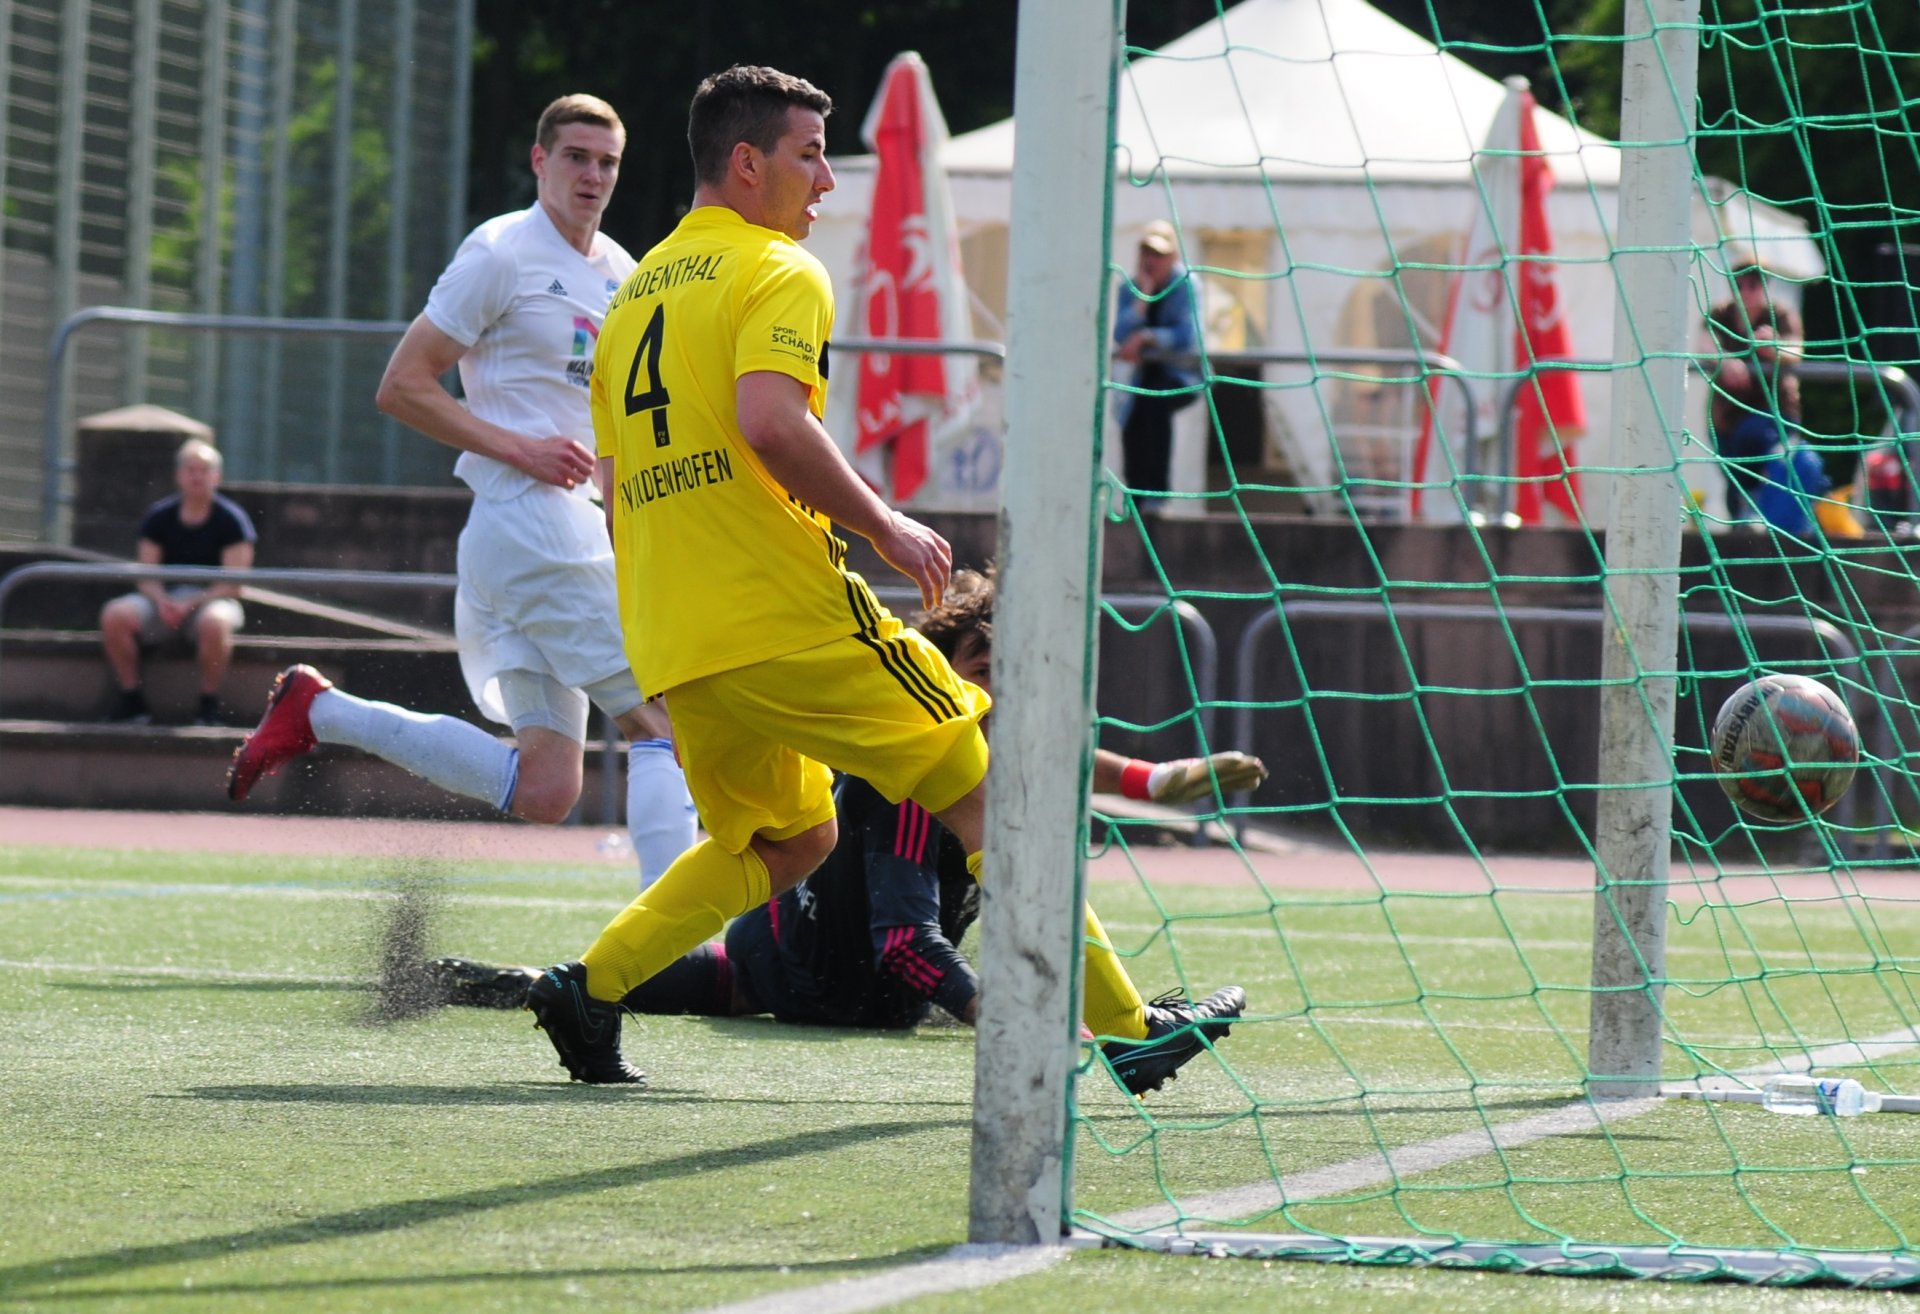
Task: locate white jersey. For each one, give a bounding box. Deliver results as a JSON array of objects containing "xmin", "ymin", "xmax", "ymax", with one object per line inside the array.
[{"xmin": 423, "ymin": 203, "xmax": 636, "ymax": 503}]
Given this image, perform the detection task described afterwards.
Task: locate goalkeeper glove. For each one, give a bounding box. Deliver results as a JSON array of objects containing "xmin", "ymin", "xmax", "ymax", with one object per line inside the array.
[{"xmin": 1119, "ymin": 751, "xmax": 1267, "ymax": 804}]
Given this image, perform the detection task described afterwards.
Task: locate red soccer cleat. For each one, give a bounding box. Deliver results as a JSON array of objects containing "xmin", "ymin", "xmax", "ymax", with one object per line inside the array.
[{"xmin": 226, "ymin": 664, "xmax": 331, "ymax": 801}]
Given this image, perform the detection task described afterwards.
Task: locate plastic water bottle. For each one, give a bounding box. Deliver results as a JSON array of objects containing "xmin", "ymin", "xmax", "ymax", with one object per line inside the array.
[{"xmin": 1760, "ymin": 1073, "xmax": 1882, "ymax": 1116}]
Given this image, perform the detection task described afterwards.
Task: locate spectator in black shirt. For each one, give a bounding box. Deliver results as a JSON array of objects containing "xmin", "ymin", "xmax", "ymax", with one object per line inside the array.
[{"xmin": 99, "ymin": 439, "xmax": 257, "ymax": 725}]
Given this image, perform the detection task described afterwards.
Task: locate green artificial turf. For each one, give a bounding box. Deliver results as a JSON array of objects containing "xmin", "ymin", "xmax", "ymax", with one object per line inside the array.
[{"xmin": 5, "ymin": 842, "xmax": 1920, "ymax": 1312}]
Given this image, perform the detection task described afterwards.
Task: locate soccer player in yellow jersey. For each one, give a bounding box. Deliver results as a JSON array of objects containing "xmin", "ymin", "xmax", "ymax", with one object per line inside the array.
[{"xmin": 524, "ymin": 64, "xmax": 1233, "ymax": 1086}]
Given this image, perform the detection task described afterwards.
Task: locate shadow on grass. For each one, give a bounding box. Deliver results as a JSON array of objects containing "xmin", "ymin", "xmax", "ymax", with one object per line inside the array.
[
  {"xmin": 164, "ymin": 1082, "xmax": 664, "ymax": 1106},
  {"xmin": 698, "ymin": 1016, "xmax": 975, "ymax": 1043},
  {"xmin": 0, "ymin": 1248, "xmax": 957, "ymax": 1305},
  {"xmin": 162, "ymin": 1082, "xmax": 972, "ymax": 1110},
  {"xmin": 0, "ymin": 1119, "xmax": 953, "ymax": 1295}
]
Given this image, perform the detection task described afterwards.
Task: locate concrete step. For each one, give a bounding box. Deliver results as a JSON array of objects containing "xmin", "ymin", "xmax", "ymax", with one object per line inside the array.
[
  {"xmin": 0, "ymin": 718, "xmax": 630, "ymax": 824},
  {"xmin": 0, "ymin": 629, "xmax": 467, "ymax": 724}
]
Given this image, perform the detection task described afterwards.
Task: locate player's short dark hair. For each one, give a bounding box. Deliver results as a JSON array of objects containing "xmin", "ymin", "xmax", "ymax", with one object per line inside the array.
[
  {"xmin": 688, "ymin": 65, "xmax": 832, "ymax": 187},
  {"xmin": 536, "ymin": 94, "xmax": 624, "ymax": 153},
  {"xmin": 915, "ymin": 566, "xmax": 995, "ymax": 664}
]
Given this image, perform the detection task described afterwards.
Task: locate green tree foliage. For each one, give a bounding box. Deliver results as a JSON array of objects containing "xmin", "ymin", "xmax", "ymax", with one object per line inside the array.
[
  {"xmin": 467, "ymin": 0, "xmax": 1256, "ymax": 253},
  {"xmin": 467, "ymin": 1, "xmax": 1919, "ymax": 364}
]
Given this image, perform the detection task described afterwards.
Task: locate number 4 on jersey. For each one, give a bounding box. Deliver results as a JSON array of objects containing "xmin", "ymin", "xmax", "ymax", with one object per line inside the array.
[{"xmin": 623, "ymin": 304, "xmax": 671, "ymax": 447}]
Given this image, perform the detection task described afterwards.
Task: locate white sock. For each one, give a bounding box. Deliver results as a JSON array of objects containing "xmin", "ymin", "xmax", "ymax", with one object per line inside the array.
[
  {"xmin": 308, "ymin": 688, "xmax": 519, "ymax": 812},
  {"xmin": 627, "ymin": 737, "xmax": 696, "ymax": 889}
]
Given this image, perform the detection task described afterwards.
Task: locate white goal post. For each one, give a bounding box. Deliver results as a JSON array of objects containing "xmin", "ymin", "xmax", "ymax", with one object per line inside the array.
[{"xmin": 967, "ymin": 0, "xmax": 1119, "ymax": 1245}]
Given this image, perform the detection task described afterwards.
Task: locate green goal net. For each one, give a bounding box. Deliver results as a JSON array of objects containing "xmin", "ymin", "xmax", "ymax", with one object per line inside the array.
[{"xmin": 1061, "ymin": 0, "xmax": 1920, "ymax": 1286}]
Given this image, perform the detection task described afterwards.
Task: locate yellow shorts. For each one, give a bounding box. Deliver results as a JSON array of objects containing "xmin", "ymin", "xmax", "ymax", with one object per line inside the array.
[{"xmin": 667, "ymin": 616, "xmax": 991, "ymax": 854}]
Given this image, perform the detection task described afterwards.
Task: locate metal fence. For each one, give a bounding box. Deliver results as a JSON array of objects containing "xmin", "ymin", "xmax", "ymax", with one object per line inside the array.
[{"xmin": 2, "ymin": 0, "xmax": 473, "ymax": 545}]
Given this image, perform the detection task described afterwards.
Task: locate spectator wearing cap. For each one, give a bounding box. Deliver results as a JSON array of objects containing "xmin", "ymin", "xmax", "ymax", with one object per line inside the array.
[{"xmin": 1113, "ymin": 219, "xmax": 1201, "ymax": 511}]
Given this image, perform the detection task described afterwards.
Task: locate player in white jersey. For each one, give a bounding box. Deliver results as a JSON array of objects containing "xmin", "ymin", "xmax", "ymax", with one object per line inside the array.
[{"xmin": 227, "ymin": 94, "xmax": 695, "ymax": 886}]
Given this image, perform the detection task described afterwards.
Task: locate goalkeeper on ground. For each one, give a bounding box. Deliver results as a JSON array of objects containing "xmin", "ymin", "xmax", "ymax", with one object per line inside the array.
[{"xmin": 431, "ymin": 569, "xmax": 1265, "ymax": 1095}]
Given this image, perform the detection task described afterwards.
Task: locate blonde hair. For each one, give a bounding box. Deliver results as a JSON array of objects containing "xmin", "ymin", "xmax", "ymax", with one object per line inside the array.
[
  {"xmin": 176, "ymin": 439, "xmax": 222, "ymax": 471},
  {"xmin": 536, "ymin": 94, "xmax": 624, "ymax": 152}
]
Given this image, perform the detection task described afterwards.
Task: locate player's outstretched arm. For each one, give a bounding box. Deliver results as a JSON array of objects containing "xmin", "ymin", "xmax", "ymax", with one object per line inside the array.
[
  {"xmin": 377, "ymin": 315, "xmax": 595, "ymax": 490},
  {"xmin": 737, "ymin": 370, "xmax": 950, "ymax": 606},
  {"xmin": 1092, "ymin": 747, "xmax": 1268, "ymax": 804}
]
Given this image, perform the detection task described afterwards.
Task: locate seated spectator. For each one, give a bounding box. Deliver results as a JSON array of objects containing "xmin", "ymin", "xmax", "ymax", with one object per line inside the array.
[
  {"xmin": 1706, "ymin": 260, "xmax": 1842, "ymax": 538},
  {"xmin": 99, "ymin": 439, "xmax": 257, "ymax": 725}
]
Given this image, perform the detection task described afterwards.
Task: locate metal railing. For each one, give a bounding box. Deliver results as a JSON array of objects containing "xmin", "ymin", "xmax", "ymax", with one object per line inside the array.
[
  {"xmin": 1488, "ymin": 356, "xmax": 1920, "ymax": 518},
  {"xmin": 1137, "ymin": 345, "xmax": 1485, "ymax": 519},
  {"xmin": 5, "ymin": 565, "xmax": 1229, "ymax": 839},
  {"xmin": 0, "ymin": 558, "xmax": 644, "ymax": 830},
  {"xmin": 39, "ymin": 308, "xmax": 1010, "ymax": 543},
  {"xmin": 834, "ymin": 335, "xmax": 1005, "ymax": 361},
  {"xmin": 42, "ymin": 309, "xmax": 415, "ymax": 541},
  {"xmin": 1230, "ymin": 599, "xmax": 1875, "ymax": 846},
  {"xmin": 1147, "ymin": 345, "xmax": 1481, "ymax": 450}
]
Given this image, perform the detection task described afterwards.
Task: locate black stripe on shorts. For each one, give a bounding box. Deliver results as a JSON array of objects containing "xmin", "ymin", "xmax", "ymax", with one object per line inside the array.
[{"xmin": 844, "ymin": 578, "xmax": 963, "ymax": 723}]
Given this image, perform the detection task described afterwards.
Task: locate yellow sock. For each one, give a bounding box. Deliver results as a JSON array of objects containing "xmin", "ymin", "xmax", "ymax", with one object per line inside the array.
[
  {"xmin": 1082, "ymin": 903, "xmax": 1147, "ymax": 1040},
  {"xmin": 967, "ymin": 849, "xmax": 984, "ymax": 883},
  {"xmin": 579, "ymin": 839, "xmax": 771, "ymax": 1002},
  {"xmin": 965, "ymin": 849, "xmax": 1146, "ymax": 1039}
]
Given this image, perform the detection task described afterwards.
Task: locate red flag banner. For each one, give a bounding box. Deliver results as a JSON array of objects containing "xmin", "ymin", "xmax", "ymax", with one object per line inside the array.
[
  {"xmin": 1508, "ymin": 87, "xmax": 1586, "ymax": 523},
  {"xmin": 855, "ymin": 56, "xmax": 948, "ymax": 502},
  {"xmin": 1411, "ymin": 79, "xmax": 1587, "ymax": 524}
]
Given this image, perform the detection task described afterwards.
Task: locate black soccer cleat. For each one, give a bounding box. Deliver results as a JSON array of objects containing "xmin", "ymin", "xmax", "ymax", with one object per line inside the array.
[
  {"xmin": 425, "ymin": 956, "xmax": 541, "ymax": 1010},
  {"xmin": 1100, "ymin": 985, "xmax": 1246, "ymax": 1097},
  {"xmin": 525, "ymin": 962, "xmax": 645, "ymax": 1085}
]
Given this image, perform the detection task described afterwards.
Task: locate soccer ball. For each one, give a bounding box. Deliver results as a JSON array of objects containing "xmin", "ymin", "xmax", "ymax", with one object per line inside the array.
[{"xmin": 1709, "ymin": 674, "xmax": 1859, "ymax": 824}]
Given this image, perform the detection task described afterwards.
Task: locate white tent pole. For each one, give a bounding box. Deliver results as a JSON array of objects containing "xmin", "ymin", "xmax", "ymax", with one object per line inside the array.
[
  {"xmin": 1590, "ymin": 0, "xmax": 1701, "ymax": 1099},
  {"xmin": 968, "ymin": 0, "xmax": 1116, "ymax": 1244}
]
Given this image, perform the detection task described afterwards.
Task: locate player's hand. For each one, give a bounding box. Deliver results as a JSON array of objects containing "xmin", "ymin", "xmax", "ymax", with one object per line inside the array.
[
  {"xmin": 1148, "ymin": 751, "xmax": 1268, "ymax": 804},
  {"xmin": 517, "ymin": 436, "xmax": 598, "ymax": 490},
  {"xmin": 874, "ymin": 512, "xmax": 952, "ymax": 609},
  {"xmin": 1716, "ymin": 357, "xmax": 1752, "ymax": 390}
]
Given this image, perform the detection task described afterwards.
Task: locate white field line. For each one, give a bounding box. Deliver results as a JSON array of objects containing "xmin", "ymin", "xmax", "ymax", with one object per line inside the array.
[
  {"xmin": 5, "ymin": 876, "xmax": 1898, "ymax": 965},
  {"xmin": 1104, "ymin": 918, "xmax": 1916, "ymax": 964},
  {"xmin": 692, "ymin": 1243, "xmax": 1064, "ymax": 1314},
  {"xmin": 0, "ymin": 875, "xmax": 611, "ymax": 912},
  {"xmin": 0, "ymin": 957, "xmax": 363, "ymax": 985},
  {"xmin": 0, "ymin": 955, "xmax": 1851, "ymax": 1052},
  {"xmin": 7, "ymin": 883, "xmax": 1919, "ymax": 1310},
  {"xmin": 690, "ymin": 1030, "xmax": 1920, "ymax": 1314},
  {"xmin": 1099, "ymin": 1023, "xmax": 1920, "ymax": 1233}
]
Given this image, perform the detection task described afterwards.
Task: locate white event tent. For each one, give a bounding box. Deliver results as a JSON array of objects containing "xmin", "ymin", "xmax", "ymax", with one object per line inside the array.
[{"xmin": 808, "ymin": 0, "xmax": 1824, "ymax": 520}]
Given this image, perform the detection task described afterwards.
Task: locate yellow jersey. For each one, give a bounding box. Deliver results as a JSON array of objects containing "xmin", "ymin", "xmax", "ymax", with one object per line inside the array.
[{"xmin": 592, "ymin": 205, "xmax": 885, "ymax": 696}]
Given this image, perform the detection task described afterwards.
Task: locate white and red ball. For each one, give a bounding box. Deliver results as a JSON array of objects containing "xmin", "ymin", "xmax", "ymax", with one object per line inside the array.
[{"xmin": 1710, "ymin": 673, "xmax": 1859, "ymax": 824}]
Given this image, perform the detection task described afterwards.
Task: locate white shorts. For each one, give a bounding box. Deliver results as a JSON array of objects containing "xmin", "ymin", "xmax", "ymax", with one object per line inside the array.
[{"xmin": 454, "ymin": 484, "xmax": 642, "ymax": 727}]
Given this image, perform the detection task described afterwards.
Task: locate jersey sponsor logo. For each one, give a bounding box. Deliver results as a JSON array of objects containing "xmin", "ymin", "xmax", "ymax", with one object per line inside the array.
[
  {"xmin": 571, "ymin": 316, "xmax": 598, "ymax": 356},
  {"xmin": 610, "ymin": 252, "xmax": 726, "ymax": 309},
  {"xmin": 566, "ymin": 316, "xmax": 599, "ymax": 388},
  {"xmin": 614, "ymin": 446, "xmax": 736, "ymax": 512},
  {"xmin": 770, "ymin": 324, "xmax": 816, "ymax": 368},
  {"xmin": 547, "ymin": 278, "xmax": 568, "ymax": 296}
]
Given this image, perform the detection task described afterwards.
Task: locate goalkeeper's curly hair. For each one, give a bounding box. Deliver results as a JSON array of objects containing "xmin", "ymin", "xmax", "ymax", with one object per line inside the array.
[{"xmin": 913, "ymin": 565, "xmax": 995, "ymax": 664}]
